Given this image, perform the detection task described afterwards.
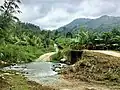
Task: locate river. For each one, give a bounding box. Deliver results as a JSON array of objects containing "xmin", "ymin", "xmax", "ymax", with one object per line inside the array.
[{"xmin": 3, "ymin": 61, "xmax": 66, "ymax": 85}]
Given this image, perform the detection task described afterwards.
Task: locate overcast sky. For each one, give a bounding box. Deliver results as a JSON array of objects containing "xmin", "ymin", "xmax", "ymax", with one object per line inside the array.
[{"xmin": 0, "ymin": 0, "xmax": 120, "ymax": 30}]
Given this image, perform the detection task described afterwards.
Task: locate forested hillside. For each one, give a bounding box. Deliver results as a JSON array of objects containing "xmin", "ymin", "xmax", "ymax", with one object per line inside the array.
[
  {"xmin": 57, "ymin": 15, "xmax": 120, "ymax": 33},
  {"xmin": 0, "ymin": 0, "xmax": 120, "ymax": 67},
  {"xmin": 0, "ymin": 0, "xmax": 55, "ymax": 66}
]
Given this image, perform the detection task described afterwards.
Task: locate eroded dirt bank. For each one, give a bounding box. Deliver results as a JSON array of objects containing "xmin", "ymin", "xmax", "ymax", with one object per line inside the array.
[
  {"xmin": 60, "ymin": 51, "xmax": 120, "ymax": 90},
  {"xmin": 0, "ymin": 70, "xmax": 57, "ymax": 90}
]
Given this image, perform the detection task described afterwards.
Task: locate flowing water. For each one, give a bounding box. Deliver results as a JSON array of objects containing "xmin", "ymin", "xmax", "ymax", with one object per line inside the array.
[{"xmin": 3, "ymin": 62, "xmax": 65, "ymax": 85}]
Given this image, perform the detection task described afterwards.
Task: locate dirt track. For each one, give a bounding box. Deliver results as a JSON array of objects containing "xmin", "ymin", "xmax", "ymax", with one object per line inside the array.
[
  {"xmin": 85, "ymin": 50, "xmax": 120, "ymax": 57},
  {"xmin": 36, "ymin": 52, "xmax": 56, "ymax": 61},
  {"xmin": 52, "ymin": 78, "xmax": 111, "ymax": 90},
  {"xmin": 37, "ymin": 50, "xmax": 120, "ymax": 62}
]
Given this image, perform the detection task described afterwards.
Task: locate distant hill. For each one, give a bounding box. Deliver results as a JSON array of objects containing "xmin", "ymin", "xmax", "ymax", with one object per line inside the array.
[
  {"xmin": 57, "ymin": 15, "xmax": 120, "ymax": 33},
  {"xmin": 57, "ymin": 18, "xmax": 91, "ymax": 33},
  {"xmin": 20, "ymin": 22, "xmax": 41, "ymax": 31}
]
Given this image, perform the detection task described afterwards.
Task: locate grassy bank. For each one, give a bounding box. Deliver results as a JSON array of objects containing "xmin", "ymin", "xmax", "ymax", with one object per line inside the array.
[
  {"xmin": 0, "ymin": 44, "xmax": 54, "ymax": 67},
  {"xmin": 0, "ymin": 70, "xmax": 57, "ymax": 90}
]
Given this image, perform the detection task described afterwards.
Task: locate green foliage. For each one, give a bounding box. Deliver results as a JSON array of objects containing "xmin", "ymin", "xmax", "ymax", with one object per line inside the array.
[
  {"xmin": 51, "ymin": 51, "xmax": 63, "ymax": 62},
  {"xmin": 20, "ymin": 22, "xmax": 41, "ymax": 31},
  {"xmin": 72, "ymin": 27, "xmax": 120, "ymax": 50},
  {"xmin": 50, "ymin": 27, "xmax": 120, "ymax": 63},
  {"xmin": 57, "ymin": 15, "xmax": 120, "ymax": 33},
  {"xmin": 0, "ymin": 44, "xmax": 52, "ymax": 64},
  {"xmin": 0, "ymin": 0, "xmax": 120, "ymax": 67},
  {"xmin": 0, "ymin": 0, "xmax": 21, "ymax": 29},
  {"xmin": 66, "ymin": 32, "xmax": 73, "ymax": 38},
  {"xmin": 0, "ymin": 22, "xmax": 55, "ymax": 65},
  {"xmin": 0, "ymin": 0, "xmax": 57, "ymax": 66}
]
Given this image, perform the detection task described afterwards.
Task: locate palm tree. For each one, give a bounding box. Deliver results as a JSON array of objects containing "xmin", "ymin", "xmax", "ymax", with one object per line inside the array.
[
  {"xmin": 66, "ymin": 32, "xmax": 73, "ymax": 38},
  {"xmin": 77, "ymin": 27, "xmax": 89, "ymax": 45}
]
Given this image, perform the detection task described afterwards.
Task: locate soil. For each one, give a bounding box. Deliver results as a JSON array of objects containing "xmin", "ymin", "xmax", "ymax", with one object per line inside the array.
[
  {"xmin": 85, "ymin": 50, "xmax": 120, "ymax": 57},
  {"xmin": 60, "ymin": 51, "xmax": 120, "ymax": 90},
  {"xmin": 36, "ymin": 52, "xmax": 56, "ymax": 61},
  {"xmin": 0, "ymin": 70, "xmax": 57, "ymax": 90},
  {"xmin": 35, "ymin": 50, "xmax": 120, "ymax": 90}
]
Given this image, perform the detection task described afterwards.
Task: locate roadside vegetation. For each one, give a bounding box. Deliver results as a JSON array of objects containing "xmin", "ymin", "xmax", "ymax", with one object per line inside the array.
[
  {"xmin": 0, "ymin": 0, "xmax": 55, "ymax": 67},
  {"xmin": 0, "ymin": 0, "xmax": 120, "ymax": 66}
]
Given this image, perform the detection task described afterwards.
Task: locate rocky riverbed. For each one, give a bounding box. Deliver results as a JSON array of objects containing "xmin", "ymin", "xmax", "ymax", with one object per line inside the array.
[{"xmin": 2, "ymin": 62, "xmax": 67, "ymax": 85}]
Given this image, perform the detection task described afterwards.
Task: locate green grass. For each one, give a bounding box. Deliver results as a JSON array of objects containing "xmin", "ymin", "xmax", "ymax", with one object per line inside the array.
[
  {"xmin": 0, "ymin": 44, "xmax": 54, "ymax": 66},
  {"xmin": 51, "ymin": 51, "xmax": 63, "ymax": 63}
]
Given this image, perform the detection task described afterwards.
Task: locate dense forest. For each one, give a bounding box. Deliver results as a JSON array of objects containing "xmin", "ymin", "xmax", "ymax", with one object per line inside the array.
[
  {"xmin": 0, "ymin": 0, "xmax": 120, "ymax": 66},
  {"xmin": 57, "ymin": 15, "xmax": 120, "ymax": 33},
  {"xmin": 0, "ymin": 0, "xmax": 56, "ymax": 66}
]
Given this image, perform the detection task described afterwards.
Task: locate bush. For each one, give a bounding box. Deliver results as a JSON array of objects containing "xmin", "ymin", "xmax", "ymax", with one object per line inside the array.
[
  {"xmin": 0, "ymin": 44, "xmax": 53, "ymax": 64},
  {"xmin": 51, "ymin": 48, "xmax": 71, "ymax": 63},
  {"xmin": 51, "ymin": 51, "xmax": 63, "ymax": 62}
]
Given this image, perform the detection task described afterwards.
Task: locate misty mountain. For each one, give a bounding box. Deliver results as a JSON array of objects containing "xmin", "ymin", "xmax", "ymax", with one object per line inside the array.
[{"xmin": 57, "ymin": 15, "xmax": 120, "ymax": 33}]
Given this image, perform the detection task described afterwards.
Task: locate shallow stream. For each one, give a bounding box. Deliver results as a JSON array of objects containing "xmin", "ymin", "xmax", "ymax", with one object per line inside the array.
[{"xmin": 3, "ymin": 62, "xmax": 66, "ymax": 85}]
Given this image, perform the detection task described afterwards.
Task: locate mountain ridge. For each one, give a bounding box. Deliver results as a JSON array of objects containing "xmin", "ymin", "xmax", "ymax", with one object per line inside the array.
[{"xmin": 56, "ymin": 15, "xmax": 120, "ymax": 33}]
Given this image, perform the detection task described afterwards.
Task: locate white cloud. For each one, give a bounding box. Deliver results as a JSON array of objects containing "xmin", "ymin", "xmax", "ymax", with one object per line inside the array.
[
  {"xmin": 33, "ymin": 8, "xmax": 70, "ymax": 29},
  {"xmin": 0, "ymin": 0, "xmax": 4, "ymax": 5},
  {"xmin": 8, "ymin": 0, "xmax": 120, "ymax": 29}
]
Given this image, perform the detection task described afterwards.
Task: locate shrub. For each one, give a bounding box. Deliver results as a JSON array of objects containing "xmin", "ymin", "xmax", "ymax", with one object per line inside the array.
[
  {"xmin": 0, "ymin": 44, "xmax": 53, "ymax": 64},
  {"xmin": 51, "ymin": 51, "xmax": 63, "ymax": 62}
]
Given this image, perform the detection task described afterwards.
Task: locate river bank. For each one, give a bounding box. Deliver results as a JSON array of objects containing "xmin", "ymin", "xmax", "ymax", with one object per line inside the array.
[
  {"xmin": 1, "ymin": 50, "xmax": 120, "ymax": 90},
  {"xmin": 0, "ymin": 51, "xmax": 60, "ymax": 90},
  {"xmin": 0, "ymin": 70, "xmax": 57, "ymax": 90},
  {"xmin": 60, "ymin": 51, "xmax": 120, "ymax": 90}
]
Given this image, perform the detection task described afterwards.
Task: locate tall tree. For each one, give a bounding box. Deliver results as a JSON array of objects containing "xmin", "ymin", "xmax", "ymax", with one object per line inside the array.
[
  {"xmin": 0, "ymin": 0, "xmax": 21, "ymax": 29},
  {"xmin": 66, "ymin": 32, "xmax": 73, "ymax": 38}
]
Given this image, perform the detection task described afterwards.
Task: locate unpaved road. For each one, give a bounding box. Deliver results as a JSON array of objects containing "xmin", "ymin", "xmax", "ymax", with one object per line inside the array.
[
  {"xmin": 37, "ymin": 50, "xmax": 120, "ymax": 62},
  {"xmin": 36, "ymin": 52, "xmax": 57, "ymax": 62},
  {"xmin": 35, "ymin": 50, "xmax": 120, "ymax": 90},
  {"xmin": 44, "ymin": 77, "xmax": 112, "ymax": 90},
  {"xmin": 85, "ymin": 50, "xmax": 120, "ymax": 57}
]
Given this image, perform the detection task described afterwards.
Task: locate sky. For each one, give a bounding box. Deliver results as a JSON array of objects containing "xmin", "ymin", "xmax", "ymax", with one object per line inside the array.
[{"xmin": 0, "ymin": 0, "xmax": 120, "ymax": 30}]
